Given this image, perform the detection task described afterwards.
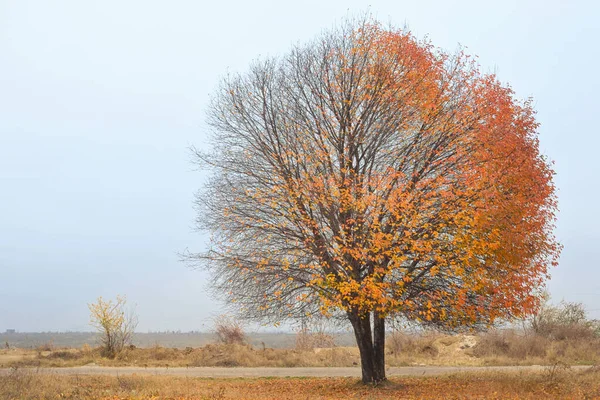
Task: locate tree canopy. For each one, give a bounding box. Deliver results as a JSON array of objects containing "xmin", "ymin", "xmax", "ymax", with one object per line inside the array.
[{"xmin": 189, "ymin": 18, "xmax": 560, "ymax": 383}]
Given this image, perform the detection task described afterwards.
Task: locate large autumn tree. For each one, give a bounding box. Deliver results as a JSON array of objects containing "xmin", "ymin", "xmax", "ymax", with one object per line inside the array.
[{"xmin": 189, "ymin": 18, "xmax": 560, "ymax": 383}]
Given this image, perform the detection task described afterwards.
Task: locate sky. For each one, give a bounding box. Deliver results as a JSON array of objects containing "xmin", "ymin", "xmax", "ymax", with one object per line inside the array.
[{"xmin": 1, "ymin": 0, "xmax": 599, "ymax": 332}]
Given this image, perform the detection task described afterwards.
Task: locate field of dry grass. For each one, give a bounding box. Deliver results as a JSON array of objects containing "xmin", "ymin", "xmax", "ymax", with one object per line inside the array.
[
  {"xmin": 1, "ymin": 366, "xmax": 599, "ymax": 399},
  {"xmin": 3, "ymin": 329, "xmax": 600, "ymax": 369},
  {"xmin": 3, "ymin": 312, "xmax": 600, "ymax": 399},
  {"xmin": 0, "ymin": 344, "xmax": 364, "ymax": 368}
]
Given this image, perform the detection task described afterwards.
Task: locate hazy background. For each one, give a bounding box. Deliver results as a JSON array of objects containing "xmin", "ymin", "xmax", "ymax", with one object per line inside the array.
[{"xmin": 1, "ymin": 0, "xmax": 598, "ymax": 332}]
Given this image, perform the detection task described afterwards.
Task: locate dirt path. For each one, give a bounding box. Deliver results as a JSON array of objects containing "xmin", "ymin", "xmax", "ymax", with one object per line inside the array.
[{"xmin": 0, "ymin": 365, "xmax": 591, "ymax": 378}]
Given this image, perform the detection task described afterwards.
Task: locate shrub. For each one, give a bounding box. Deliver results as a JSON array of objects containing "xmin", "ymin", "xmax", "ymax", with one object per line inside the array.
[
  {"xmin": 214, "ymin": 315, "xmax": 246, "ymax": 345},
  {"xmin": 88, "ymin": 295, "xmax": 138, "ymax": 358},
  {"xmin": 531, "ymin": 301, "xmax": 599, "ymax": 341},
  {"xmin": 36, "ymin": 341, "xmax": 54, "ymax": 352}
]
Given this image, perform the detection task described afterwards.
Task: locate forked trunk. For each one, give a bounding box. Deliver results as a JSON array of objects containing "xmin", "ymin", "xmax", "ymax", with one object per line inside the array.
[
  {"xmin": 348, "ymin": 311, "xmax": 386, "ymax": 384},
  {"xmin": 373, "ymin": 311, "xmax": 386, "ymax": 380}
]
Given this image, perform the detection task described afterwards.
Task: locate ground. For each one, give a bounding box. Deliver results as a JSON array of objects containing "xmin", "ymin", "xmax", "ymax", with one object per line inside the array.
[
  {"xmin": 2, "ymin": 329, "xmax": 600, "ymax": 398},
  {"xmin": 3, "ymin": 330, "xmax": 600, "ymax": 368},
  {"xmin": 1, "ymin": 367, "xmax": 599, "ymax": 399}
]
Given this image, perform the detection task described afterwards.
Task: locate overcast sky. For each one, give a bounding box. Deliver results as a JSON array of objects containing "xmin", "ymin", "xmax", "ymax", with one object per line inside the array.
[{"xmin": 1, "ymin": 0, "xmax": 599, "ymax": 332}]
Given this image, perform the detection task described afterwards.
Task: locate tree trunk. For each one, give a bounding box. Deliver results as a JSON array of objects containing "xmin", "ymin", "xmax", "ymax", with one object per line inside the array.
[
  {"xmin": 373, "ymin": 311, "xmax": 386, "ymax": 382},
  {"xmin": 348, "ymin": 311, "xmax": 387, "ymax": 384}
]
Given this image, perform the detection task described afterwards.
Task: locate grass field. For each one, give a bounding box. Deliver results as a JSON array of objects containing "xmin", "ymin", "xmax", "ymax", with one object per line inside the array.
[
  {"xmin": 1, "ymin": 366, "xmax": 599, "ymax": 399},
  {"xmin": 2, "ymin": 326, "xmax": 600, "ymax": 399},
  {"xmin": 3, "ymin": 329, "xmax": 600, "ymax": 369}
]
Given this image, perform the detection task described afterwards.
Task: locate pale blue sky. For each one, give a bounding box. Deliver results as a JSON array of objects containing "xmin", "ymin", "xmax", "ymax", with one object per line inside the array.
[{"xmin": 1, "ymin": 0, "xmax": 598, "ymax": 331}]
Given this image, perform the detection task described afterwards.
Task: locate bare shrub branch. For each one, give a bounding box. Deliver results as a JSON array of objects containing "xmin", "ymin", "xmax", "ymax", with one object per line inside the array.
[{"xmin": 88, "ymin": 295, "xmax": 138, "ymax": 358}]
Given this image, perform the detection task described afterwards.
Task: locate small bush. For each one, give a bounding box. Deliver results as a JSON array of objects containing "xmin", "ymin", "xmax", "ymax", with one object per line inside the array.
[
  {"xmin": 88, "ymin": 295, "xmax": 138, "ymax": 358},
  {"xmin": 531, "ymin": 301, "xmax": 599, "ymax": 341},
  {"xmin": 36, "ymin": 341, "xmax": 54, "ymax": 352},
  {"xmin": 214, "ymin": 315, "xmax": 246, "ymax": 345}
]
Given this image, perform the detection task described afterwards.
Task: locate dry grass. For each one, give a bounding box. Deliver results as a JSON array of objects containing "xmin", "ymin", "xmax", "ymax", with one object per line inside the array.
[
  {"xmin": 386, "ymin": 331, "xmax": 484, "ymax": 366},
  {"xmin": 3, "ymin": 328, "xmax": 600, "ymax": 369},
  {"xmin": 388, "ymin": 332, "xmax": 441, "ymax": 358},
  {"xmin": 3, "ymin": 305, "xmax": 600, "ymax": 370},
  {"xmin": 295, "ymin": 330, "xmax": 336, "ymax": 351},
  {"xmin": 1, "ymin": 367, "xmax": 600, "ymax": 399},
  {"xmin": 1, "ymin": 343, "xmax": 361, "ymax": 368},
  {"xmin": 470, "ymin": 329, "xmax": 600, "ymax": 365}
]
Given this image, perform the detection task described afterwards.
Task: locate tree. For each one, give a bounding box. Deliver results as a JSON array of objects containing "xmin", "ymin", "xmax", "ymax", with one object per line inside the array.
[
  {"xmin": 88, "ymin": 295, "xmax": 138, "ymax": 358},
  {"xmin": 188, "ymin": 18, "xmax": 560, "ymax": 383}
]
